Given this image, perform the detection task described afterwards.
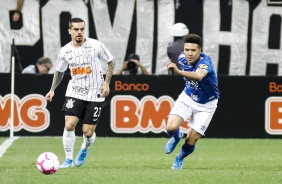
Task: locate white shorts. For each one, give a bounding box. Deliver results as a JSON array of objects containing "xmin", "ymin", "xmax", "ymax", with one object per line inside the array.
[{"xmin": 169, "ymin": 91, "xmax": 218, "ymax": 135}]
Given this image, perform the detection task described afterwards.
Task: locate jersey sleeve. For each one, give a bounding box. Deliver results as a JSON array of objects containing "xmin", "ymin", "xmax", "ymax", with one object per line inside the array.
[
  {"xmin": 196, "ymin": 55, "xmax": 212, "ymax": 73},
  {"xmin": 98, "ymin": 42, "xmax": 114, "ymax": 63},
  {"xmin": 55, "ymin": 47, "xmax": 69, "ymax": 72}
]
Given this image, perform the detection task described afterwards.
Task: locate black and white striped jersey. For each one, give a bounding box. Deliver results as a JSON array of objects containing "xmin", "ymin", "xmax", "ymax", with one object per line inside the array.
[{"xmin": 56, "ymin": 37, "xmax": 114, "ymax": 102}]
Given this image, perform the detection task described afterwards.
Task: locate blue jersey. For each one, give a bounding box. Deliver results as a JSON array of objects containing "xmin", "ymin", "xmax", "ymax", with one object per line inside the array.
[{"xmin": 178, "ymin": 52, "xmax": 220, "ymax": 104}]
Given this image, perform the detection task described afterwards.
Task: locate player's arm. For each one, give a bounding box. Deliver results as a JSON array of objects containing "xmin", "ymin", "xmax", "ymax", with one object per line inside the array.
[
  {"xmin": 105, "ymin": 60, "xmax": 115, "ymax": 83},
  {"xmin": 166, "ymin": 62, "xmax": 207, "ymax": 81},
  {"xmin": 50, "ymin": 71, "xmax": 65, "ymax": 91},
  {"xmin": 178, "ymin": 68, "xmax": 207, "ymax": 81},
  {"xmin": 101, "ymin": 60, "xmax": 116, "ymax": 97},
  {"xmin": 45, "ymin": 71, "xmax": 64, "ymax": 102}
]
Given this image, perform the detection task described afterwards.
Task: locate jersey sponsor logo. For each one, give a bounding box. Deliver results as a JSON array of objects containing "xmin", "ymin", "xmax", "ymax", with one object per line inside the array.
[
  {"xmin": 110, "ymin": 95, "xmax": 188, "ymax": 133},
  {"xmin": 66, "ymin": 99, "xmax": 75, "ymax": 109},
  {"xmin": 71, "ymin": 66, "xmax": 92, "ymax": 75},
  {"xmin": 186, "ymin": 81, "xmax": 199, "ymax": 90},
  {"xmin": 115, "ymin": 81, "xmax": 149, "ymax": 91},
  {"xmin": 69, "ymin": 62, "xmax": 91, "ymax": 67},
  {"xmin": 0, "ymin": 94, "xmax": 50, "ymax": 132},
  {"xmin": 72, "ymin": 86, "xmax": 89, "ymax": 96},
  {"xmin": 265, "ymin": 97, "xmax": 282, "ymax": 134},
  {"xmin": 199, "ymin": 64, "xmax": 208, "ymax": 69}
]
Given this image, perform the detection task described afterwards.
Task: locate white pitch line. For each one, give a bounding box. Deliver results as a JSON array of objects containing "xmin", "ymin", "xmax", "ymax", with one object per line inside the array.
[{"xmin": 0, "ymin": 137, "xmax": 20, "ymax": 158}]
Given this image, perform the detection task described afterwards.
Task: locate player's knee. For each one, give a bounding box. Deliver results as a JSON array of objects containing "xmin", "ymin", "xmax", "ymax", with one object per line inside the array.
[
  {"xmin": 83, "ymin": 130, "xmax": 94, "ymax": 138},
  {"xmin": 65, "ymin": 116, "xmax": 79, "ymax": 131},
  {"xmin": 166, "ymin": 125, "xmax": 177, "ymax": 132},
  {"xmin": 166, "ymin": 115, "xmax": 183, "ymax": 131},
  {"xmin": 166, "ymin": 121, "xmax": 179, "ymax": 132},
  {"xmin": 64, "ymin": 123, "xmax": 75, "ymax": 131}
]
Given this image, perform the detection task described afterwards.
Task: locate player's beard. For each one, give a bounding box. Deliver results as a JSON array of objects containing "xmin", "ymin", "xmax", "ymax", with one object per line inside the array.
[{"xmin": 75, "ymin": 36, "xmax": 83, "ymax": 43}]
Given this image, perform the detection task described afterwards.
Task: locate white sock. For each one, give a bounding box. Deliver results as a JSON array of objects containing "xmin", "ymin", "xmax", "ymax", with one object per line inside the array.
[
  {"xmin": 62, "ymin": 128, "xmax": 75, "ymax": 160},
  {"xmin": 81, "ymin": 132, "xmax": 96, "ymax": 150}
]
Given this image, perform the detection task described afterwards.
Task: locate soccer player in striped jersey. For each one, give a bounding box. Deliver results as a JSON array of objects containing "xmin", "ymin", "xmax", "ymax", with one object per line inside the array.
[
  {"xmin": 164, "ymin": 34, "xmax": 220, "ymax": 170},
  {"xmin": 45, "ymin": 17, "xmax": 115, "ymax": 168}
]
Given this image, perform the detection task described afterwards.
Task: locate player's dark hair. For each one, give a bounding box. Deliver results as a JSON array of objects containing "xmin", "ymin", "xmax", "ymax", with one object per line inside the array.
[
  {"xmin": 69, "ymin": 17, "xmax": 85, "ymax": 28},
  {"xmin": 184, "ymin": 34, "xmax": 202, "ymax": 48}
]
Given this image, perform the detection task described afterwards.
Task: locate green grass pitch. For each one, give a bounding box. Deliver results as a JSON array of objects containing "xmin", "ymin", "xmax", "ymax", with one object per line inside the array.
[{"xmin": 0, "ymin": 137, "xmax": 282, "ymax": 184}]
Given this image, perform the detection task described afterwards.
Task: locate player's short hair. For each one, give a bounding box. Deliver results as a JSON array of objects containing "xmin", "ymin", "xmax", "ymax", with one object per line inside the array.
[
  {"xmin": 184, "ymin": 34, "xmax": 202, "ymax": 48},
  {"xmin": 69, "ymin": 17, "xmax": 85, "ymax": 28}
]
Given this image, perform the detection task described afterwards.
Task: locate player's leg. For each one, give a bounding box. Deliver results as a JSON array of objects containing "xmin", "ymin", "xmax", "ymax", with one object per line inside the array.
[
  {"xmin": 164, "ymin": 115, "xmax": 184, "ymax": 154},
  {"xmin": 165, "ymin": 92, "xmax": 192, "ymax": 154},
  {"xmin": 81, "ymin": 124, "xmax": 97, "ymax": 149},
  {"xmin": 60, "ymin": 97, "xmax": 84, "ymax": 168},
  {"xmin": 171, "ymin": 128, "xmax": 200, "ymax": 170},
  {"xmin": 171, "ymin": 100, "xmax": 218, "ymax": 170},
  {"xmin": 75, "ymin": 101, "xmax": 102, "ymax": 167},
  {"xmin": 60, "ymin": 115, "xmax": 79, "ymax": 168},
  {"xmin": 75, "ymin": 124, "xmax": 97, "ymax": 167}
]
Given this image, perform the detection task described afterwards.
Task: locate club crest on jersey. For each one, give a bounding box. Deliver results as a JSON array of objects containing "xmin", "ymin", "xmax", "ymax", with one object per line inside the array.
[
  {"xmin": 199, "ymin": 64, "xmax": 208, "ymax": 69},
  {"xmin": 83, "ymin": 49, "xmax": 91, "ymax": 59},
  {"xmin": 66, "ymin": 99, "xmax": 75, "ymax": 109}
]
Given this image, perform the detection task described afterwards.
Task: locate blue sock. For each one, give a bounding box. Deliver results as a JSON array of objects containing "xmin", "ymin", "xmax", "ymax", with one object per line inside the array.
[
  {"xmin": 166, "ymin": 128, "xmax": 179, "ymax": 138},
  {"xmin": 177, "ymin": 144, "xmax": 195, "ymax": 160}
]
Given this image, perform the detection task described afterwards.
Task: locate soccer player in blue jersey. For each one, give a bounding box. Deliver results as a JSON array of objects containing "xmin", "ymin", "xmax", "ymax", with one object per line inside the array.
[{"xmin": 164, "ymin": 34, "xmax": 220, "ymax": 170}]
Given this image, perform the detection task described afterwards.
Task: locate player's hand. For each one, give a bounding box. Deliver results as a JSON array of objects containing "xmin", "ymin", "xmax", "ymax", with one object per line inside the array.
[
  {"xmin": 45, "ymin": 91, "xmax": 54, "ymax": 102},
  {"xmin": 166, "ymin": 62, "xmax": 177, "ymax": 70},
  {"xmin": 166, "ymin": 62, "xmax": 180, "ymax": 74},
  {"xmin": 100, "ymin": 82, "xmax": 110, "ymax": 97}
]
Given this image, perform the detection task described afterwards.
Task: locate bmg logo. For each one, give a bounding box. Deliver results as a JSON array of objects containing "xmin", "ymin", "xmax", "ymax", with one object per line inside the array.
[{"xmin": 265, "ymin": 97, "xmax": 282, "ymax": 135}]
